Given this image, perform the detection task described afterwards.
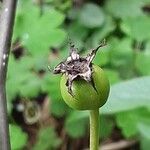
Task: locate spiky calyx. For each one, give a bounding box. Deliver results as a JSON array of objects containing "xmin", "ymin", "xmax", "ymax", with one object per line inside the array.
[{"xmin": 53, "ymin": 40, "xmax": 106, "ymax": 96}]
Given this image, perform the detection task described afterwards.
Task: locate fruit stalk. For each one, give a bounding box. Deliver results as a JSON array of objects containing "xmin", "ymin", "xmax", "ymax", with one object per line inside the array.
[{"xmin": 90, "ymin": 109, "xmax": 99, "ymax": 150}]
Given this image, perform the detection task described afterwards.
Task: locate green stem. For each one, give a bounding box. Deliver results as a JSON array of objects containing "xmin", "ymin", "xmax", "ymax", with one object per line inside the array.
[{"xmin": 90, "ymin": 109, "xmax": 99, "ymax": 150}]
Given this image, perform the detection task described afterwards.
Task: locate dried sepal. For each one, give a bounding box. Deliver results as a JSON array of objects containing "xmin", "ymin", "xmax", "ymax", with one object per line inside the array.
[{"xmin": 52, "ymin": 39, "xmax": 106, "ymax": 95}]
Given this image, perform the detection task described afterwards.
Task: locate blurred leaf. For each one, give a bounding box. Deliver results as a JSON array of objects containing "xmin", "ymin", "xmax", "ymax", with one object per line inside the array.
[
  {"xmin": 42, "ymin": 73, "xmax": 69, "ymax": 117},
  {"xmin": 30, "ymin": 55, "xmax": 48, "ymax": 71},
  {"xmin": 91, "ymin": 15, "xmax": 116, "ymax": 47},
  {"xmin": 57, "ymin": 0, "xmax": 72, "ymax": 11},
  {"xmin": 67, "ymin": 22, "xmax": 89, "ymax": 50},
  {"xmin": 106, "ymin": 37, "xmax": 134, "ymax": 79},
  {"xmin": 78, "ymin": 3, "xmax": 105, "ymax": 28},
  {"xmin": 105, "ymin": 0, "xmax": 148, "ymax": 18},
  {"xmin": 19, "ymin": 74, "xmax": 42, "ymax": 97},
  {"xmin": 39, "ymin": 9, "xmax": 65, "ymax": 29},
  {"xmin": 42, "ymin": 74, "xmax": 61, "ymax": 100},
  {"xmin": 65, "ymin": 111, "xmax": 113, "ymax": 139},
  {"xmin": 50, "ymin": 98, "xmax": 69, "ymax": 117},
  {"xmin": 141, "ymin": 137, "xmax": 150, "ymax": 150},
  {"xmin": 65, "ymin": 111, "xmax": 88, "ymax": 138},
  {"xmin": 24, "ymin": 28, "xmax": 66, "ymax": 56},
  {"xmin": 7, "ymin": 55, "xmax": 42, "ymax": 100},
  {"xmin": 13, "ymin": 1, "xmax": 40, "ymax": 41},
  {"xmin": 109, "ymin": 38, "xmax": 133, "ymax": 68},
  {"xmin": 32, "ymin": 127, "xmax": 61, "ymax": 150},
  {"xmin": 7, "ymin": 55, "xmax": 30, "ymax": 100},
  {"xmin": 101, "ymin": 77, "xmax": 150, "ymax": 114},
  {"xmin": 136, "ymin": 51, "xmax": 150, "ymax": 75},
  {"xmin": 139, "ymin": 123, "xmax": 150, "ymax": 150},
  {"xmin": 45, "ymin": 0, "xmax": 54, "ymax": 2},
  {"xmin": 10, "ymin": 124, "xmax": 27, "ymax": 150},
  {"xmin": 104, "ymin": 69, "xmax": 121, "ymax": 84},
  {"xmin": 68, "ymin": 8, "xmax": 81, "ymax": 20},
  {"xmin": 13, "ymin": 1, "xmax": 66, "ymax": 55},
  {"xmin": 67, "ymin": 22, "xmax": 89, "ymax": 41},
  {"xmin": 106, "ymin": 38, "xmax": 134, "ymax": 78},
  {"xmin": 99, "ymin": 117, "xmax": 113, "ymax": 139},
  {"xmin": 138, "ymin": 123, "xmax": 150, "ymax": 139},
  {"xmin": 121, "ymin": 16, "xmax": 150, "ymax": 41},
  {"xmin": 116, "ymin": 108, "xmax": 150, "ymax": 138},
  {"xmin": 93, "ymin": 47, "xmax": 109, "ymax": 66}
]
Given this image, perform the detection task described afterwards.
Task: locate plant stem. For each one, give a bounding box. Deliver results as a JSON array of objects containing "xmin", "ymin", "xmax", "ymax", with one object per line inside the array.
[
  {"xmin": 0, "ymin": 0, "xmax": 18, "ymax": 150},
  {"xmin": 90, "ymin": 109, "xmax": 99, "ymax": 150}
]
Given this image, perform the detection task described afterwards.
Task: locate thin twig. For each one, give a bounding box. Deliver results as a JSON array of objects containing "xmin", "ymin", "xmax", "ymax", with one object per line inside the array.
[
  {"xmin": 101, "ymin": 140, "xmax": 138, "ymax": 150},
  {"xmin": 0, "ymin": 0, "xmax": 18, "ymax": 150},
  {"xmin": 85, "ymin": 139, "xmax": 138, "ymax": 150}
]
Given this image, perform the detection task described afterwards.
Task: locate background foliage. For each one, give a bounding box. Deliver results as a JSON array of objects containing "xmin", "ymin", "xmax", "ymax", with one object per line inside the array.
[{"xmin": 3, "ymin": 0, "xmax": 150, "ymax": 149}]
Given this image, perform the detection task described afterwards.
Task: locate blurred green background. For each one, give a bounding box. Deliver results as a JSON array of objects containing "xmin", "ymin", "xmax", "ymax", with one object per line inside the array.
[{"xmin": 3, "ymin": 0, "xmax": 150, "ymax": 149}]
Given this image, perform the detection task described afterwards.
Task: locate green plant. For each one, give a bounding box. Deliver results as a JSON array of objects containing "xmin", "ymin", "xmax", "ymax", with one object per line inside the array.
[
  {"xmin": 9, "ymin": 124, "xmax": 27, "ymax": 150},
  {"xmin": 32, "ymin": 127, "xmax": 61, "ymax": 150},
  {"xmin": 53, "ymin": 42, "xmax": 110, "ymax": 150}
]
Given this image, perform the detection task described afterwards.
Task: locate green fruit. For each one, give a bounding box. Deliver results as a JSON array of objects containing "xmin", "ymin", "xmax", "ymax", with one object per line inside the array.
[{"xmin": 60, "ymin": 65, "xmax": 110, "ymax": 110}]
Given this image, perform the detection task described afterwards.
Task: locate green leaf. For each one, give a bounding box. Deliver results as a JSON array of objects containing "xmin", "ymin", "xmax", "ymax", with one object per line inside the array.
[
  {"xmin": 78, "ymin": 3, "xmax": 105, "ymax": 28},
  {"xmin": 7, "ymin": 55, "xmax": 43, "ymax": 100},
  {"xmin": 65, "ymin": 111, "xmax": 88, "ymax": 138},
  {"xmin": 67, "ymin": 22, "xmax": 89, "ymax": 50},
  {"xmin": 101, "ymin": 77, "xmax": 150, "ymax": 114},
  {"xmin": 138, "ymin": 123, "xmax": 150, "ymax": 139},
  {"xmin": 42, "ymin": 73, "xmax": 69, "ymax": 117},
  {"xmin": 7, "ymin": 55, "xmax": 30, "ymax": 100},
  {"xmin": 13, "ymin": 1, "xmax": 40, "ymax": 41},
  {"xmin": 42, "ymin": 74, "xmax": 62, "ymax": 100},
  {"xmin": 139, "ymin": 124, "xmax": 150, "ymax": 150},
  {"xmin": 45, "ymin": 0, "xmax": 54, "ymax": 2},
  {"xmin": 99, "ymin": 117, "xmax": 113, "ymax": 139},
  {"xmin": 13, "ymin": 2, "xmax": 66, "ymax": 55},
  {"xmin": 121, "ymin": 16, "xmax": 150, "ymax": 41},
  {"xmin": 10, "ymin": 124, "xmax": 27, "ymax": 150},
  {"xmin": 104, "ymin": 69, "xmax": 121, "ymax": 84},
  {"xmin": 93, "ymin": 47, "xmax": 109, "ymax": 66},
  {"xmin": 105, "ymin": 0, "xmax": 148, "ymax": 18},
  {"xmin": 116, "ymin": 108, "xmax": 150, "ymax": 138},
  {"xmin": 140, "ymin": 137, "xmax": 150, "ymax": 150},
  {"xmin": 32, "ymin": 127, "xmax": 61, "ymax": 150},
  {"xmin": 109, "ymin": 38, "xmax": 133, "ymax": 68},
  {"xmin": 19, "ymin": 74, "xmax": 42, "ymax": 97},
  {"xmin": 23, "ymin": 28, "xmax": 66, "ymax": 56},
  {"xmin": 50, "ymin": 98, "xmax": 69, "ymax": 117},
  {"xmin": 39, "ymin": 9, "xmax": 65, "ymax": 28},
  {"xmin": 91, "ymin": 15, "xmax": 116, "ymax": 47},
  {"xmin": 136, "ymin": 51, "xmax": 150, "ymax": 75},
  {"xmin": 68, "ymin": 7, "xmax": 81, "ymax": 20},
  {"xmin": 105, "ymin": 38, "xmax": 134, "ymax": 78},
  {"xmin": 67, "ymin": 22, "xmax": 89, "ymax": 41},
  {"xmin": 65, "ymin": 111, "xmax": 113, "ymax": 139}
]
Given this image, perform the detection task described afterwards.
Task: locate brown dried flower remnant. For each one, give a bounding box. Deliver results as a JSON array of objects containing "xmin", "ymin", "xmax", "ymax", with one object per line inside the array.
[{"xmin": 51, "ymin": 40, "xmax": 106, "ymax": 95}]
